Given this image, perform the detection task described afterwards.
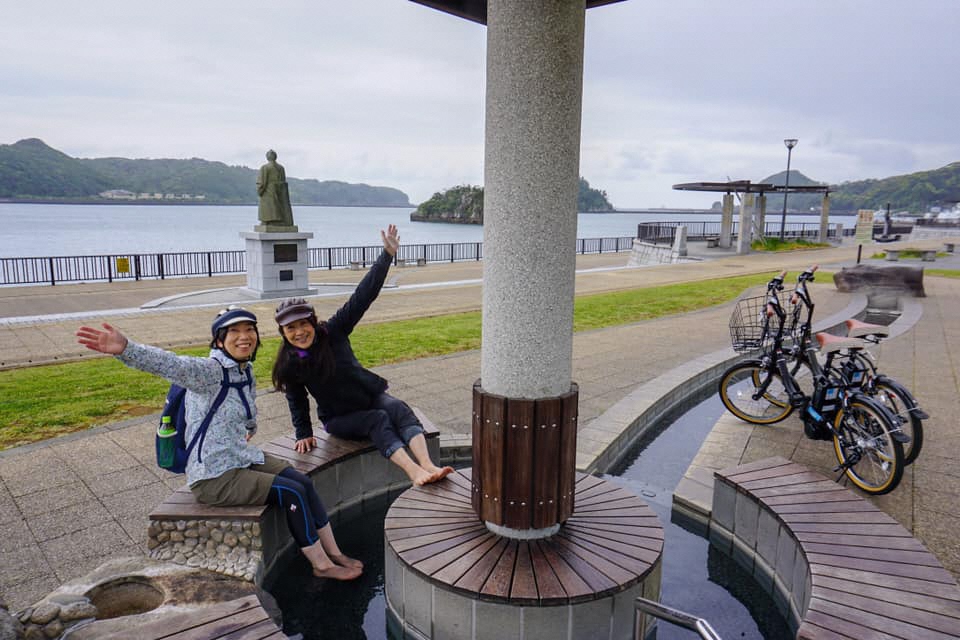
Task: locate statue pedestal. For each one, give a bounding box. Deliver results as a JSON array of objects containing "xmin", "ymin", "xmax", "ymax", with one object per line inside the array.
[{"xmin": 240, "ymin": 231, "xmax": 316, "ymax": 299}]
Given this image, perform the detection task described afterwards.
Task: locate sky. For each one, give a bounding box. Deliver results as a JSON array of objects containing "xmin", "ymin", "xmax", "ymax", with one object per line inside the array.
[{"xmin": 2, "ymin": 0, "xmax": 958, "ymax": 209}]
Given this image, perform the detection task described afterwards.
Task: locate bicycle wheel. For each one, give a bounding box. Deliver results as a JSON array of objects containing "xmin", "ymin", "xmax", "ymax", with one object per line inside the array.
[
  {"xmin": 788, "ymin": 357, "xmax": 817, "ymax": 399},
  {"xmin": 718, "ymin": 360, "xmax": 795, "ymax": 425},
  {"xmin": 832, "ymin": 397, "xmax": 904, "ymax": 495},
  {"xmin": 871, "ymin": 377, "xmax": 923, "ymax": 465}
]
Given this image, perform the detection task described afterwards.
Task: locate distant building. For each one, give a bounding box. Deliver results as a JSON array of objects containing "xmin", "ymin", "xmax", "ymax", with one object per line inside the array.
[{"xmin": 99, "ymin": 189, "xmax": 136, "ymax": 199}]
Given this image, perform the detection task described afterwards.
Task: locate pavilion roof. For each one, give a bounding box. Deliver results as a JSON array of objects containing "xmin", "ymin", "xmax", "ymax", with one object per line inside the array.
[{"xmin": 409, "ymin": 0, "xmax": 626, "ymax": 24}]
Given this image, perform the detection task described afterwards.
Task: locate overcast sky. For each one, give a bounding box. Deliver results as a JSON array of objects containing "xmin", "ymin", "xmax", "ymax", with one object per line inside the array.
[{"xmin": 3, "ymin": 1, "xmax": 958, "ymax": 208}]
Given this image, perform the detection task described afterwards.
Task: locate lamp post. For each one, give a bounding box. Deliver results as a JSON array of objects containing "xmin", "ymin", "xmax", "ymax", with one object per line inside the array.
[{"xmin": 779, "ymin": 138, "xmax": 798, "ymax": 240}]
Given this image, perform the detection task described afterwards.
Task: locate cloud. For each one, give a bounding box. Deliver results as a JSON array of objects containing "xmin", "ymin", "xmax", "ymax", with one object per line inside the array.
[{"xmin": 0, "ymin": 0, "xmax": 957, "ymax": 207}]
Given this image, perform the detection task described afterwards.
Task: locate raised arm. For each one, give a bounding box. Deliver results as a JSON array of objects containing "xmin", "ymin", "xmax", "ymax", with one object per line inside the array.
[{"xmin": 328, "ymin": 225, "xmax": 398, "ymax": 335}]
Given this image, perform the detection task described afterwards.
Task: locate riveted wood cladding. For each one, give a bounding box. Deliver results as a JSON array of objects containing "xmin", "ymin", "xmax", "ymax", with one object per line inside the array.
[{"xmin": 472, "ymin": 381, "xmax": 578, "ymax": 529}]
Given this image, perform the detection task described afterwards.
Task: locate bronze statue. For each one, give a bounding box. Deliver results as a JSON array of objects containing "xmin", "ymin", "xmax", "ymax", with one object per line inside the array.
[{"xmin": 256, "ymin": 149, "xmax": 296, "ymax": 231}]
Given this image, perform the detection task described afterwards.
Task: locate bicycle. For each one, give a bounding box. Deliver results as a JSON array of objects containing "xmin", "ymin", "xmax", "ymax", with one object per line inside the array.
[
  {"xmin": 718, "ymin": 271, "xmax": 906, "ymax": 495},
  {"xmin": 783, "ymin": 266, "xmax": 926, "ymax": 464}
]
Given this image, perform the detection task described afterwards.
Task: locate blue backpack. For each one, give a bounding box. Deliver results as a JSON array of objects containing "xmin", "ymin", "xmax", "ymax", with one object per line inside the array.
[{"xmin": 155, "ymin": 367, "xmax": 253, "ymax": 473}]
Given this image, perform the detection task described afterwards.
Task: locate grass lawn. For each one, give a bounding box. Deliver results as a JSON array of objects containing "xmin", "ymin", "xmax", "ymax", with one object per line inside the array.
[
  {"xmin": 926, "ymin": 269, "xmax": 960, "ymax": 278},
  {"xmin": 750, "ymin": 237, "xmax": 830, "ymax": 252},
  {"xmin": 0, "ymin": 271, "xmax": 789, "ymax": 449}
]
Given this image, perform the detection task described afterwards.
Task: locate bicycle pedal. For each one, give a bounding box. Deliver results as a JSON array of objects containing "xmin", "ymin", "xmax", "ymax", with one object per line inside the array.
[
  {"xmin": 911, "ymin": 408, "xmax": 930, "ymax": 420},
  {"xmin": 789, "ymin": 393, "xmax": 807, "ymax": 409},
  {"xmin": 891, "ymin": 431, "xmax": 911, "ymax": 444}
]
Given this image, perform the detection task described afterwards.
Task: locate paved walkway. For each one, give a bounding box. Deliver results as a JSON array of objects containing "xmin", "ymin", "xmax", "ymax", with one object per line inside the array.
[{"xmin": 0, "ymin": 238, "xmax": 957, "ymax": 611}]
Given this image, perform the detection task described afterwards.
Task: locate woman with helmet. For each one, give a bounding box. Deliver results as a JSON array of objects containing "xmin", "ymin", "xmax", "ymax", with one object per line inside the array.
[
  {"xmin": 272, "ymin": 224, "xmax": 453, "ymax": 487},
  {"xmin": 76, "ymin": 306, "xmax": 362, "ymax": 581}
]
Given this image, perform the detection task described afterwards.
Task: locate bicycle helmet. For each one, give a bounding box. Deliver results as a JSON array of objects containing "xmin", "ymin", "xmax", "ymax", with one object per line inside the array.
[
  {"xmin": 275, "ymin": 298, "xmax": 316, "ymax": 327},
  {"xmin": 210, "ymin": 305, "xmax": 260, "ymax": 361}
]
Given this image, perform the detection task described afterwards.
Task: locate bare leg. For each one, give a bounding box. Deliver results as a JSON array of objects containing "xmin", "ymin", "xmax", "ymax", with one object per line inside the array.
[
  {"xmin": 389, "ymin": 448, "xmax": 432, "ymax": 486},
  {"xmin": 302, "ymin": 536, "xmax": 361, "ymax": 580},
  {"xmin": 317, "ymin": 523, "xmax": 363, "ymax": 570},
  {"xmin": 408, "ymin": 434, "xmax": 453, "ymax": 483}
]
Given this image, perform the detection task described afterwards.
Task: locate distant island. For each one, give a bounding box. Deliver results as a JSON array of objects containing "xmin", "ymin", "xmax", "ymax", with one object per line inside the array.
[
  {"xmin": 411, "ymin": 177, "xmax": 614, "ymax": 224},
  {"xmin": 0, "ymin": 138, "xmax": 410, "ymax": 206}
]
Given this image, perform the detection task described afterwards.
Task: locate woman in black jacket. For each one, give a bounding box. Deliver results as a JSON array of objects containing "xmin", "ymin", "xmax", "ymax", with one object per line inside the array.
[{"xmin": 272, "ymin": 225, "xmax": 453, "ymax": 486}]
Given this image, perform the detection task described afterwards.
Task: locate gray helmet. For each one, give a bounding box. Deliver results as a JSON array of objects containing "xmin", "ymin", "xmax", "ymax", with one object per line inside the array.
[{"xmin": 275, "ymin": 298, "xmax": 316, "ymax": 327}]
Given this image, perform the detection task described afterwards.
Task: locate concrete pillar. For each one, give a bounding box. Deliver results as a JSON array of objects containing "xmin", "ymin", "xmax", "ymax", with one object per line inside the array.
[
  {"xmin": 474, "ymin": 0, "xmax": 585, "ymax": 537},
  {"xmin": 672, "ymin": 224, "xmax": 688, "ymax": 258},
  {"xmin": 819, "ymin": 194, "xmax": 831, "ymax": 243},
  {"xmin": 757, "ymin": 194, "xmax": 767, "ymax": 239},
  {"xmin": 720, "ymin": 194, "xmax": 734, "ymax": 248},
  {"xmin": 481, "ymin": 0, "xmax": 583, "ymax": 398},
  {"xmin": 737, "ymin": 194, "xmax": 754, "ymax": 255}
]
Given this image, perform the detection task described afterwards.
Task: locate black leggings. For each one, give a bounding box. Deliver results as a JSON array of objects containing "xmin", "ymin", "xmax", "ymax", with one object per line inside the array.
[{"xmin": 266, "ymin": 467, "xmax": 329, "ymax": 548}]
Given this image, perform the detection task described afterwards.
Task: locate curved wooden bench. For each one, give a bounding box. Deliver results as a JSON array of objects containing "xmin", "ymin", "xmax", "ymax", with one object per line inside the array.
[
  {"xmin": 384, "ymin": 470, "xmax": 664, "ymax": 639},
  {"xmin": 711, "ymin": 456, "xmax": 960, "ymax": 639},
  {"xmin": 147, "ymin": 408, "xmax": 439, "ymax": 582}
]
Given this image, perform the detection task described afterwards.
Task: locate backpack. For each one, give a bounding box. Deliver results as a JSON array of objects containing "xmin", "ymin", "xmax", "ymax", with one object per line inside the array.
[{"xmin": 155, "ymin": 367, "xmax": 254, "ymax": 473}]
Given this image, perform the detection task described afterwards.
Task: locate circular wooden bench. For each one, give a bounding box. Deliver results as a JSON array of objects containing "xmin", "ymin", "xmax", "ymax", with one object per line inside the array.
[{"xmin": 384, "ymin": 470, "xmax": 665, "ymax": 639}]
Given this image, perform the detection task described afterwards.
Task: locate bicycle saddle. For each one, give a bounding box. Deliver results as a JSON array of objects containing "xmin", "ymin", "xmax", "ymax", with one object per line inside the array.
[
  {"xmin": 816, "ymin": 332, "xmax": 864, "ymax": 353},
  {"xmin": 845, "ymin": 318, "xmax": 890, "ymax": 339}
]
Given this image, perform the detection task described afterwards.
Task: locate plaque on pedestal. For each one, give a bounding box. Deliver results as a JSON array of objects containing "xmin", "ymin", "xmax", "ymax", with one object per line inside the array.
[{"xmin": 240, "ymin": 231, "xmax": 316, "ymax": 299}]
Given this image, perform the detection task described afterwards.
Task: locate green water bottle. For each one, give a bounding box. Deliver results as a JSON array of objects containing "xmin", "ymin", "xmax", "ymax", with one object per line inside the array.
[{"xmin": 156, "ymin": 415, "xmax": 177, "ymax": 468}]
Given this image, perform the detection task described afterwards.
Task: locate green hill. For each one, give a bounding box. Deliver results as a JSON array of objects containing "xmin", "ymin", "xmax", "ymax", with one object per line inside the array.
[
  {"xmin": 410, "ymin": 178, "xmax": 613, "ymax": 223},
  {"xmin": 760, "ymin": 163, "xmax": 960, "ymax": 213},
  {"xmin": 0, "ymin": 139, "xmax": 410, "ymax": 206}
]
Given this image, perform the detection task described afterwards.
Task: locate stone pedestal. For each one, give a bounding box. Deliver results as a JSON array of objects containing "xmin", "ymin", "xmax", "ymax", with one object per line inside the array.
[
  {"xmin": 737, "ymin": 194, "xmax": 754, "ymax": 255},
  {"xmin": 720, "ymin": 194, "xmax": 734, "ymax": 248},
  {"xmin": 240, "ymin": 231, "xmax": 315, "ymax": 299},
  {"xmin": 819, "ymin": 194, "xmax": 831, "ymax": 243}
]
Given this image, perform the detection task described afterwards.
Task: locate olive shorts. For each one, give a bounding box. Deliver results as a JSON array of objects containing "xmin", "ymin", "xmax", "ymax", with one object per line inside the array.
[{"xmin": 190, "ymin": 454, "xmax": 290, "ymax": 507}]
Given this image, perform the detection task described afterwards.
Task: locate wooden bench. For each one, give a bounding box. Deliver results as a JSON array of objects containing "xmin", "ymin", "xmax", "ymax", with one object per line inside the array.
[
  {"xmin": 945, "ymin": 242, "xmax": 955, "ymax": 253},
  {"xmin": 384, "ymin": 470, "xmax": 665, "ymax": 639},
  {"xmin": 706, "ymin": 237, "xmax": 720, "ymax": 248},
  {"xmin": 711, "ymin": 457, "xmax": 960, "ymax": 639},
  {"xmin": 885, "ymin": 249, "xmax": 900, "ymax": 261},
  {"xmin": 148, "ymin": 408, "xmax": 440, "ymax": 582},
  {"xmin": 922, "ymin": 249, "xmax": 937, "ymax": 262},
  {"xmin": 349, "ymin": 261, "xmax": 362, "ymax": 270}
]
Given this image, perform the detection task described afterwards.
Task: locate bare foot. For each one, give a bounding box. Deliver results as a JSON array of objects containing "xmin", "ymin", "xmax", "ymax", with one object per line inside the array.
[
  {"xmin": 408, "ymin": 466, "xmax": 433, "ymax": 486},
  {"xmin": 313, "ymin": 564, "xmax": 362, "ymax": 581},
  {"xmin": 425, "ymin": 466, "xmax": 454, "ymax": 484},
  {"xmin": 330, "ymin": 553, "xmax": 364, "ymax": 570}
]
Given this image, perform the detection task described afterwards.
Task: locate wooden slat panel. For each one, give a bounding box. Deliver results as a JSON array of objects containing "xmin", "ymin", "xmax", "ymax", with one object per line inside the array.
[
  {"xmin": 164, "ymin": 607, "xmax": 270, "ymax": 639},
  {"xmin": 391, "ymin": 494, "xmax": 475, "ymax": 513},
  {"xmin": 535, "ymin": 538, "xmax": 593, "ymax": 600},
  {"xmin": 740, "ymin": 471, "xmax": 827, "ymax": 490},
  {"xmin": 432, "ymin": 533, "xmax": 500, "ymax": 586},
  {"xmin": 787, "ymin": 523, "xmax": 906, "ymax": 537},
  {"xmin": 723, "ymin": 462, "xmax": 804, "ymax": 484},
  {"xmin": 718, "ymin": 456, "xmax": 793, "ymax": 478},
  {"xmin": 799, "ymin": 610, "xmax": 883, "ymax": 640},
  {"xmin": 472, "ymin": 381, "xmax": 483, "ymax": 515},
  {"xmin": 532, "ymin": 396, "xmax": 561, "ymax": 529},
  {"xmin": 805, "ymin": 543, "xmax": 943, "ymax": 567},
  {"xmin": 563, "ymin": 527, "xmax": 661, "ymax": 567},
  {"xmin": 564, "ymin": 522, "xmax": 665, "ymax": 551},
  {"xmin": 809, "ymin": 565, "xmax": 960, "ymax": 601},
  {"xmin": 125, "ymin": 596, "xmax": 263, "ymax": 639},
  {"xmin": 529, "ymin": 539, "xmax": 567, "ymax": 603},
  {"xmin": 768, "ymin": 500, "xmax": 879, "ymax": 514},
  {"xmin": 808, "ymin": 596, "xmax": 954, "ymax": 640},
  {"xmin": 509, "ymin": 541, "xmax": 539, "ymax": 602},
  {"xmin": 798, "ymin": 532, "xmax": 926, "ymax": 551},
  {"xmin": 414, "ymin": 530, "xmax": 498, "ymax": 576},
  {"xmin": 574, "ymin": 473, "xmax": 607, "ymax": 494},
  {"xmin": 480, "ymin": 540, "xmax": 518, "ymax": 598},
  {"xmin": 751, "ymin": 481, "xmax": 847, "ymax": 499},
  {"xmin": 454, "ymin": 537, "xmax": 509, "ymax": 593},
  {"xmin": 762, "ymin": 490, "xmax": 864, "ymax": 506},
  {"xmin": 402, "ymin": 528, "xmax": 489, "ymax": 566},
  {"xmin": 503, "ymin": 398, "xmax": 536, "ymax": 528},
  {"xmin": 565, "ymin": 520, "xmax": 665, "ymax": 541},
  {"xmin": 219, "ymin": 619, "xmax": 285, "ymax": 640},
  {"xmin": 814, "ymin": 577, "xmax": 960, "ymax": 619},
  {"xmin": 779, "ymin": 510, "xmax": 897, "ymax": 525},
  {"xmin": 806, "ymin": 553, "xmax": 957, "ymax": 584},
  {"xmin": 390, "ymin": 524, "xmax": 486, "ymax": 553},
  {"xmin": 542, "ymin": 537, "xmax": 616, "ymax": 596},
  {"xmin": 478, "ymin": 390, "xmax": 506, "ymax": 524},
  {"xmin": 384, "ymin": 516, "xmax": 478, "ymax": 530},
  {"xmin": 386, "ymin": 520, "xmax": 481, "ymax": 543},
  {"xmin": 558, "ymin": 387, "xmax": 578, "ymax": 522},
  {"xmin": 552, "ymin": 535, "xmax": 638, "ymax": 585},
  {"xmin": 575, "ymin": 486, "xmax": 651, "ymax": 508}
]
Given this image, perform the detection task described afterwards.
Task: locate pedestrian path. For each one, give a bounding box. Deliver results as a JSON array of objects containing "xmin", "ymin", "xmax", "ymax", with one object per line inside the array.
[{"xmin": 0, "ymin": 240, "xmax": 956, "ymax": 612}]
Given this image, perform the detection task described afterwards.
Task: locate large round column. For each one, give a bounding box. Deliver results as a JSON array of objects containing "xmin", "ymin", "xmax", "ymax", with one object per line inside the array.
[{"xmin": 476, "ymin": 0, "xmax": 584, "ymax": 537}]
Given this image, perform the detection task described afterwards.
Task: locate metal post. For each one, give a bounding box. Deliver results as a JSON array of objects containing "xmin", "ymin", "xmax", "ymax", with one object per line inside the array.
[{"xmin": 779, "ymin": 138, "xmax": 798, "ymax": 240}]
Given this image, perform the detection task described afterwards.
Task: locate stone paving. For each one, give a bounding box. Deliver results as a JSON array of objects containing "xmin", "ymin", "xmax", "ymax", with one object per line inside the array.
[{"xmin": 0, "ymin": 239, "xmax": 957, "ymax": 612}]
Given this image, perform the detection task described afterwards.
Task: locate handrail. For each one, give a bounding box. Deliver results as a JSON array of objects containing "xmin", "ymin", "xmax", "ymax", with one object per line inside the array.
[
  {"xmin": 634, "ymin": 596, "xmax": 722, "ymax": 640},
  {"xmin": 0, "ymin": 236, "xmax": 634, "ymax": 286}
]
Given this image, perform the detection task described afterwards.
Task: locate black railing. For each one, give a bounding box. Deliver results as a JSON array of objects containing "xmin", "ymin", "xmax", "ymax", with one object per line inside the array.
[
  {"xmin": 637, "ymin": 221, "xmax": 847, "ymax": 245},
  {"xmin": 0, "ymin": 237, "xmax": 633, "ymax": 286}
]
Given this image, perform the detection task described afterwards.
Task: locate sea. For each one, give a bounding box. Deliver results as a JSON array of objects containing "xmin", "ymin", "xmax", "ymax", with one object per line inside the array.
[{"xmin": 0, "ymin": 203, "xmax": 853, "ymax": 258}]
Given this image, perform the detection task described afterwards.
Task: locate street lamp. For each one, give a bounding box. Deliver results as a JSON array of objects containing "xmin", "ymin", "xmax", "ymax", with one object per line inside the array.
[{"xmin": 779, "ymin": 138, "xmax": 798, "ymax": 240}]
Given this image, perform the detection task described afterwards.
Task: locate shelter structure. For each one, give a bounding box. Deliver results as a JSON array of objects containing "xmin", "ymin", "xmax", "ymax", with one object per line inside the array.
[
  {"xmin": 673, "ymin": 180, "xmax": 832, "ymax": 253},
  {"xmin": 384, "ymin": 2, "xmax": 664, "ymax": 639}
]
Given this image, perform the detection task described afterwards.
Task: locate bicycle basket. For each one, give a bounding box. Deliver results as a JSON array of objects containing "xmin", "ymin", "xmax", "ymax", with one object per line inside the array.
[{"xmin": 729, "ymin": 294, "xmax": 785, "ymax": 353}]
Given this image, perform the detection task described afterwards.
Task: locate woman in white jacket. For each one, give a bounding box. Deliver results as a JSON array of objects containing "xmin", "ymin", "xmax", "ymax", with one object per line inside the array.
[{"xmin": 77, "ymin": 306, "xmax": 362, "ymax": 581}]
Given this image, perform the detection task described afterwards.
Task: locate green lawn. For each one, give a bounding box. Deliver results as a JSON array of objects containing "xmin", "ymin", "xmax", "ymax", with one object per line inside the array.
[{"xmin": 0, "ymin": 272, "xmax": 782, "ymax": 449}]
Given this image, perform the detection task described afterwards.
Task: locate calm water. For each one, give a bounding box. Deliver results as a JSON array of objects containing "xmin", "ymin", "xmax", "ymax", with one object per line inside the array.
[{"xmin": 0, "ymin": 203, "xmax": 852, "ymax": 258}]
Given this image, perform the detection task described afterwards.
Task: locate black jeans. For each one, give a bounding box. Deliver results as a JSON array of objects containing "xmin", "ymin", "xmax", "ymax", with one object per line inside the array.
[{"xmin": 323, "ymin": 393, "xmax": 424, "ymax": 458}]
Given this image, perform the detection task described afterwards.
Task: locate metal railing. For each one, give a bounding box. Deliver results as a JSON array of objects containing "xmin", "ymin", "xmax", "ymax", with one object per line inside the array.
[
  {"xmin": 634, "ymin": 597, "xmax": 722, "ymax": 640},
  {"xmin": 637, "ymin": 221, "xmax": 846, "ymax": 245},
  {"xmin": 0, "ymin": 236, "xmax": 634, "ymax": 286}
]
